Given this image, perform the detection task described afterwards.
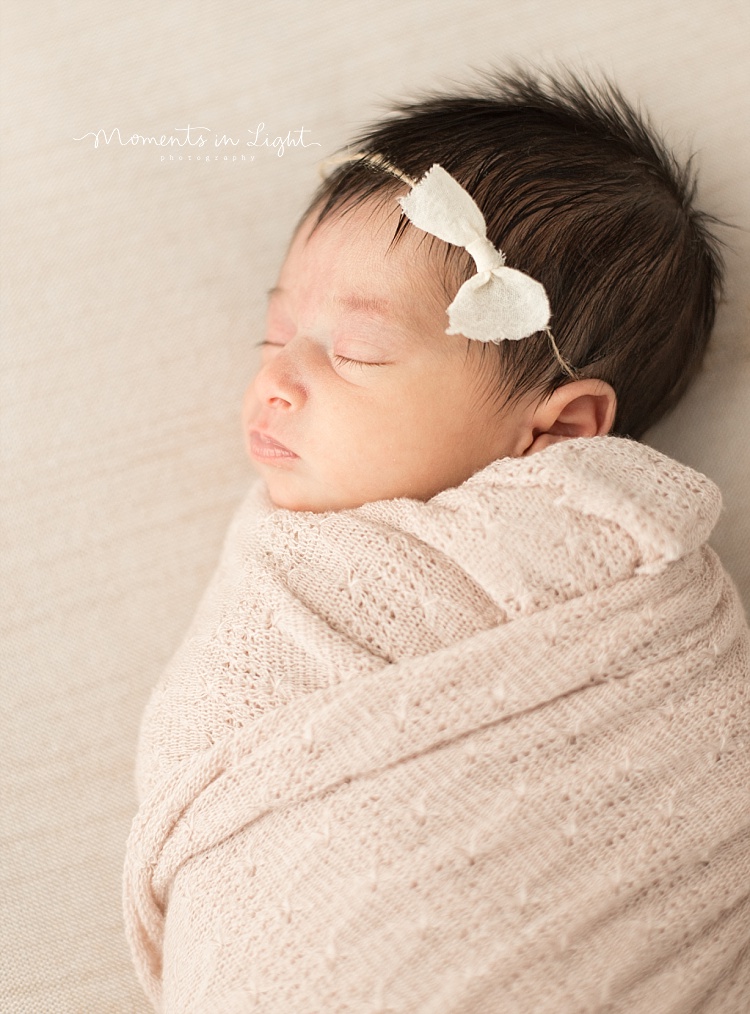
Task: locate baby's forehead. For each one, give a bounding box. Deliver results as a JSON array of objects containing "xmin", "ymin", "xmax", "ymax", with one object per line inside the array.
[
  {"xmin": 288, "ymin": 201, "xmax": 457, "ymax": 322},
  {"xmin": 271, "ymin": 211, "xmax": 491, "ymax": 373}
]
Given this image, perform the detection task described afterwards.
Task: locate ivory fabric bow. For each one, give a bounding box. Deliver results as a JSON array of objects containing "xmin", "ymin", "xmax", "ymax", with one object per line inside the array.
[{"xmin": 398, "ymin": 163, "xmax": 551, "ymax": 343}]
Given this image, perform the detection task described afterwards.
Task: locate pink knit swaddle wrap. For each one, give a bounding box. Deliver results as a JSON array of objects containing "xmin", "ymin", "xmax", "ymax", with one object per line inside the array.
[{"xmin": 124, "ymin": 435, "xmax": 750, "ymax": 1013}]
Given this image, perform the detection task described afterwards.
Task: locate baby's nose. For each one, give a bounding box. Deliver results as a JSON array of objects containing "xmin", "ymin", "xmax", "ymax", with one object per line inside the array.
[{"xmin": 253, "ymin": 348, "xmax": 307, "ymax": 410}]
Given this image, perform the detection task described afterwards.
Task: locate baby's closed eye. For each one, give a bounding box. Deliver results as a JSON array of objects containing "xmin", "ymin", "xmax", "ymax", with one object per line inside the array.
[
  {"xmin": 255, "ymin": 339, "xmax": 387, "ymax": 368},
  {"xmin": 332, "ymin": 353, "xmax": 387, "ymax": 368}
]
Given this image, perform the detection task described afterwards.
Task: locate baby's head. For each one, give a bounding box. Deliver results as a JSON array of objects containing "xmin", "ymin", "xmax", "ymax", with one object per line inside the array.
[{"xmin": 243, "ymin": 67, "xmax": 723, "ymax": 513}]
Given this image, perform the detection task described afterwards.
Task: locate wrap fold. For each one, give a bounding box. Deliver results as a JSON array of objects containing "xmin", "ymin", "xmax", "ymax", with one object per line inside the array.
[{"xmin": 124, "ymin": 436, "xmax": 750, "ymax": 1013}]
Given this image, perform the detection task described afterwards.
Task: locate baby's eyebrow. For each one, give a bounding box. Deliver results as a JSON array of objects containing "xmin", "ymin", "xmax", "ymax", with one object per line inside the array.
[
  {"xmin": 333, "ymin": 292, "xmax": 393, "ymax": 319},
  {"xmin": 269, "ymin": 285, "xmax": 394, "ymax": 320}
]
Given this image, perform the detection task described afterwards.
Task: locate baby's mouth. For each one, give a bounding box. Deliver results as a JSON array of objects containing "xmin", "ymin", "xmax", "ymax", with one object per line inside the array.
[{"xmin": 249, "ymin": 430, "xmax": 298, "ymax": 459}]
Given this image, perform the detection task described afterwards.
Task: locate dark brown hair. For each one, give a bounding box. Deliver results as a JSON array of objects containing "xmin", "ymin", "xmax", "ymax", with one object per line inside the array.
[{"xmin": 300, "ymin": 67, "xmax": 724, "ymax": 439}]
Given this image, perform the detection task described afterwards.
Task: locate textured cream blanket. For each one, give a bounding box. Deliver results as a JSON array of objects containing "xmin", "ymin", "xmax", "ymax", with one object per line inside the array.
[{"xmin": 124, "ymin": 435, "xmax": 750, "ymax": 1013}]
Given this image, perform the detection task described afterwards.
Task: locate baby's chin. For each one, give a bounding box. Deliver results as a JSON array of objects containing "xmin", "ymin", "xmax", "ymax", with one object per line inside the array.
[
  {"xmin": 262, "ymin": 471, "xmax": 391, "ymax": 514},
  {"xmin": 261, "ymin": 472, "xmax": 349, "ymax": 514},
  {"xmin": 263, "ymin": 468, "xmax": 458, "ymax": 512}
]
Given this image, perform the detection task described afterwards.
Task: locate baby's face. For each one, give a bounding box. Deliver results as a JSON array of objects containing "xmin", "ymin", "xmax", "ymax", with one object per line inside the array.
[{"xmin": 242, "ymin": 198, "xmax": 532, "ymax": 512}]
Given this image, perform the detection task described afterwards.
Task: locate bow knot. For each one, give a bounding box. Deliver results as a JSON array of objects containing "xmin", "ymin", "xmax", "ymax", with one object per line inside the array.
[{"xmin": 464, "ymin": 235, "xmax": 505, "ymax": 274}]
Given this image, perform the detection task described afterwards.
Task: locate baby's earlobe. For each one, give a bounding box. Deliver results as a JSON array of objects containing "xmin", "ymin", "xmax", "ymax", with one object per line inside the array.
[{"xmin": 523, "ymin": 432, "xmax": 569, "ymax": 456}]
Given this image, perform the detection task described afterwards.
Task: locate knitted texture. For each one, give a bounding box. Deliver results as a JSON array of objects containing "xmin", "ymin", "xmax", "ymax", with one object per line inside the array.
[{"xmin": 123, "ymin": 435, "xmax": 750, "ymax": 1013}]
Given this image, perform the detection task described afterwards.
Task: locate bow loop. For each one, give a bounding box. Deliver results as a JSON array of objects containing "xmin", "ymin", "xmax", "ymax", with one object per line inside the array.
[{"xmin": 397, "ymin": 164, "xmax": 487, "ymax": 248}]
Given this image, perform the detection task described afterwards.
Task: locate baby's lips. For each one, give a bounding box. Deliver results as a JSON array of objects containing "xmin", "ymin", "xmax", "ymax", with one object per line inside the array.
[{"xmin": 249, "ymin": 429, "xmax": 298, "ymax": 457}]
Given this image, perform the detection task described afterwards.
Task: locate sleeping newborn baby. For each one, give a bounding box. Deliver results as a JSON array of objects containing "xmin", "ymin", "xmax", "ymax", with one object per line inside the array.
[
  {"xmin": 124, "ymin": 68, "xmax": 750, "ymax": 1014},
  {"xmin": 242, "ymin": 156, "xmax": 613, "ymax": 513}
]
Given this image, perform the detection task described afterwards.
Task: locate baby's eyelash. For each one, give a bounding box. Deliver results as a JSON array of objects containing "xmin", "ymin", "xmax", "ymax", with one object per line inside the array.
[
  {"xmin": 333, "ymin": 354, "xmax": 385, "ymax": 369},
  {"xmin": 255, "ymin": 341, "xmax": 384, "ymax": 368}
]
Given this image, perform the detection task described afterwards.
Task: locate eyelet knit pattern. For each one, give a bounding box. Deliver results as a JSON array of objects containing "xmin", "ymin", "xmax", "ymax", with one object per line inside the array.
[{"xmin": 124, "ymin": 435, "xmax": 750, "ymax": 1013}]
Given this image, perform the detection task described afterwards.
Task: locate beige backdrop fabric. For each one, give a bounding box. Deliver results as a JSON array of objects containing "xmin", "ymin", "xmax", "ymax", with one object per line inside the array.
[{"xmin": 1, "ymin": 1, "xmax": 748, "ymax": 1011}]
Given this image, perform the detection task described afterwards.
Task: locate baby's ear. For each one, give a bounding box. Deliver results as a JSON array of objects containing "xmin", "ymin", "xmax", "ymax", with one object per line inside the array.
[{"xmin": 524, "ymin": 380, "xmax": 617, "ymax": 455}]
